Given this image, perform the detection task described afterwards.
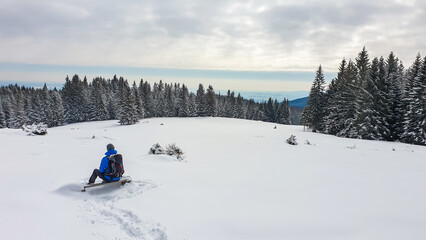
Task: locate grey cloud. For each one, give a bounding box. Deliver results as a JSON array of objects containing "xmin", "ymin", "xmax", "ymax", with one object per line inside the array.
[{"xmin": 0, "ymin": 0, "xmax": 424, "ymax": 70}]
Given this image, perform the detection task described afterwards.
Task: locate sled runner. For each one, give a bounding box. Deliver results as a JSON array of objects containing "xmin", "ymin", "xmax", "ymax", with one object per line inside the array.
[{"xmin": 81, "ymin": 176, "xmax": 132, "ymax": 192}]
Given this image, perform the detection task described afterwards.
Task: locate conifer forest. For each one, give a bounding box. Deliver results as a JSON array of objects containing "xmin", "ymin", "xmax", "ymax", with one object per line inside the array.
[
  {"xmin": 0, "ymin": 75, "xmax": 291, "ymax": 129},
  {"xmin": 1, "ymin": 48, "xmax": 425, "ymax": 146},
  {"xmin": 302, "ymin": 48, "xmax": 426, "ymax": 146}
]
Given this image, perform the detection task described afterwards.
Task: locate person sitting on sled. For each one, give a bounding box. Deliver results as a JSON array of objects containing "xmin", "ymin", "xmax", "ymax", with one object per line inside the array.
[{"xmin": 88, "ymin": 143, "xmax": 122, "ymax": 184}]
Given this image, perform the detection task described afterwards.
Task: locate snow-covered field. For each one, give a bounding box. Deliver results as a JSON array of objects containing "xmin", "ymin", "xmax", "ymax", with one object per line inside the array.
[{"xmin": 1, "ymin": 117, "xmax": 426, "ymax": 240}]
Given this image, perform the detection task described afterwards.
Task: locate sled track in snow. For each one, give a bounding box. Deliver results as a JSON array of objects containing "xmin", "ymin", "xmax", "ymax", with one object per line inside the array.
[{"xmin": 78, "ymin": 180, "xmax": 167, "ymax": 240}]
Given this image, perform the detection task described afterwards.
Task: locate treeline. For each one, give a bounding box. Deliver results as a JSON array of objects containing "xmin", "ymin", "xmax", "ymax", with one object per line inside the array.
[
  {"xmin": 0, "ymin": 74, "xmax": 291, "ymax": 128},
  {"xmin": 302, "ymin": 48, "xmax": 426, "ymax": 145}
]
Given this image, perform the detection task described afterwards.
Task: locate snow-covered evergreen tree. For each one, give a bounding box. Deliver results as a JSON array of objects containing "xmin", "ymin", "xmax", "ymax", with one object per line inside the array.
[
  {"xmin": 50, "ymin": 88, "xmax": 65, "ymax": 127},
  {"xmin": 205, "ymin": 85, "xmax": 217, "ymax": 117},
  {"xmin": 177, "ymin": 84, "xmax": 191, "ymax": 117},
  {"xmin": 188, "ymin": 93, "xmax": 197, "ymax": 117},
  {"xmin": 235, "ymin": 93, "xmax": 245, "ymax": 119},
  {"xmin": 277, "ymin": 98, "xmax": 291, "ymax": 124},
  {"xmin": 350, "ymin": 48, "xmax": 378, "ymax": 139},
  {"xmin": 62, "ymin": 75, "xmax": 90, "ymax": 123},
  {"xmin": 303, "ymin": 65, "xmax": 327, "ymax": 132},
  {"xmin": 0, "ymin": 96, "xmax": 6, "ymax": 128},
  {"xmin": 132, "ymin": 81, "xmax": 145, "ymax": 119},
  {"xmin": 195, "ymin": 84, "xmax": 208, "ymax": 116},
  {"xmin": 402, "ymin": 55, "xmax": 426, "ymax": 145},
  {"xmin": 88, "ymin": 78, "xmax": 109, "ymax": 122},
  {"xmin": 164, "ymin": 84, "xmax": 176, "ymax": 117},
  {"xmin": 119, "ymin": 83, "xmax": 139, "ymax": 125},
  {"xmin": 385, "ymin": 52, "xmax": 405, "ymax": 141},
  {"xmin": 140, "ymin": 80, "xmax": 154, "ymax": 118},
  {"xmin": 11, "ymin": 89, "xmax": 27, "ymax": 128},
  {"xmin": 40, "ymin": 84, "xmax": 53, "ymax": 126}
]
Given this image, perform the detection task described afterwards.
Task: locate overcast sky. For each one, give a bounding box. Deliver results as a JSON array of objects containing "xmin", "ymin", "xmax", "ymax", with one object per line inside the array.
[{"xmin": 0, "ymin": 0, "xmax": 425, "ymax": 92}]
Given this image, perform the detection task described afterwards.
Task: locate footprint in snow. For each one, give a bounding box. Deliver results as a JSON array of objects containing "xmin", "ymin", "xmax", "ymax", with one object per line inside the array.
[{"xmin": 77, "ymin": 179, "xmax": 166, "ymax": 240}]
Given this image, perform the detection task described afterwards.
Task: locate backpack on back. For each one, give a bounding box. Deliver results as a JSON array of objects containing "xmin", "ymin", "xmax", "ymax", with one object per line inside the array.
[{"xmin": 106, "ymin": 154, "xmax": 124, "ymax": 178}]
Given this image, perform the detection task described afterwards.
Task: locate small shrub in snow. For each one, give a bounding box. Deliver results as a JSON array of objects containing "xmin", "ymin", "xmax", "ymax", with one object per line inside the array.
[
  {"xmin": 149, "ymin": 143, "xmax": 165, "ymax": 155},
  {"xmin": 166, "ymin": 143, "xmax": 184, "ymax": 160},
  {"xmin": 149, "ymin": 143, "xmax": 184, "ymax": 160},
  {"xmin": 346, "ymin": 144, "xmax": 356, "ymax": 149},
  {"xmin": 286, "ymin": 135, "xmax": 298, "ymax": 145},
  {"xmin": 22, "ymin": 123, "xmax": 48, "ymax": 136}
]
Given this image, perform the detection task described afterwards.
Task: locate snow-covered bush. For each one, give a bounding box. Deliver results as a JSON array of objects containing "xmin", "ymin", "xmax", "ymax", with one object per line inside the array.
[
  {"xmin": 149, "ymin": 143, "xmax": 165, "ymax": 155},
  {"xmin": 22, "ymin": 123, "xmax": 48, "ymax": 136},
  {"xmin": 166, "ymin": 143, "xmax": 184, "ymax": 160},
  {"xmin": 149, "ymin": 143, "xmax": 184, "ymax": 160},
  {"xmin": 286, "ymin": 135, "xmax": 298, "ymax": 145},
  {"xmin": 346, "ymin": 144, "xmax": 356, "ymax": 149}
]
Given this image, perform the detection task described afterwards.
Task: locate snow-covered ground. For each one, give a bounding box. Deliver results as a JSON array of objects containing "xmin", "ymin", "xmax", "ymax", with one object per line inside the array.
[{"xmin": 1, "ymin": 117, "xmax": 426, "ymax": 240}]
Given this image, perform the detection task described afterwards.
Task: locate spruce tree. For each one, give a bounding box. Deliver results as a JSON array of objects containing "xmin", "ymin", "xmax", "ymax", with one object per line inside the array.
[
  {"xmin": 119, "ymin": 83, "xmax": 139, "ymax": 125},
  {"xmin": 140, "ymin": 81, "xmax": 154, "ymax": 118},
  {"xmin": 50, "ymin": 88, "xmax": 65, "ymax": 127},
  {"xmin": 40, "ymin": 84, "xmax": 53, "ymax": 126},
  {"xmin": 277, "ymin": 98, "xmax": 291, "ymax": 124},
  {"xmin": 350, "ymin": 48, "xmax": 377, "ymax": 139},
  {"xmin": 324, "ymin": 59, "xmax": 348, "ymax": 135},
  {"xmin": 11, "ymin": 89, "xmax": 27, "ymax": 128},
  {"xmin": 303, "ymin": 65, "xmax": 327, "ymax": 132},
  {"xmin": 188, "ymin": 93, "xmax": 197, "ymax": 117},
  {"xmin": 132, "ymin": 81, "xmax": 145, "ymax": 119},
  {"xmin": 0, "ymin": 96, "xmax": 6, "ymax": 128},
  {"xmin": 177, "ymin": 84, "xmax": 191, "ymax": 117},
  {"xmin": 404, "ymin": 56, "xmax": 426, "ymax": 145},
  {"xmin": 88, "ymin": 79, "xmax": 109, "ymax": 121},
  {"xmin": 196, "ymin": 84, "xmax": 207, "ymax": 116},
  {"xmin": 205, "ymin": 85, "xmax": 217, "ymax": 117},
  {"xmin": 62, "ymin": 75, "xmax": 90, "ymax": 123},
  {"xmin": 235, "ymin": 93, "xmax": 245, "ymax": 119},
  {"xmin": 386, "ymin": 52, "xmax": 405, "ymax": 141}
]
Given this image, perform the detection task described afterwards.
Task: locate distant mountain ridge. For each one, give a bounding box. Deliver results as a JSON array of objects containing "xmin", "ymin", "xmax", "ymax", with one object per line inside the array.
[{"xmin": 289, "ymin": 97, "xmax": 308, "ymax": 109}]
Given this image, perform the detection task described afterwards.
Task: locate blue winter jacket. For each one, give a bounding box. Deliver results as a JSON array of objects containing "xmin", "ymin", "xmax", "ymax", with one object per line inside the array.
[{"xmin": 100, "ymin": 149, "xmax": 120, "ymax": 181}]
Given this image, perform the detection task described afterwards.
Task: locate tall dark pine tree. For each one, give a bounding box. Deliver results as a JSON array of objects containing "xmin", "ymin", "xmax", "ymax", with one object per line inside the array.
[
  {"xmin": 417, "ymin": 57, "xmax": 426, "ymax": 145},
  {"xmin": 140, "ymin": 80, "xmax": 154, "ymax": 118},
  {"xmin": 28, "ymin": 90, "xmax": 43, "ymax": 125},
  {"xmin": 62, "ymin": 75, "xmax": 90, "ymax": 123},
  {"xmin": 188, "ymin": 93, "xmax": 197, "ymax": 117},
  {"xmin": 402, "ymin": 56, "xmax": 426, "ymax": 145},
  {"xmin": 195, "ymin": 84, "xmax": 208, "ymax": 116},
  {"xmin": 164, "ymin": 84, "xmax": 176, "ymax": 117},
  {"xmin": 88, "ymin": 79, "xmax": 109, "ymax": 121},
  {"xmin": 401, "ymin": 54, "xmax": 424, "ymax": 144},
  {"xmin": 119, "ymin": 83, "xmax": 139, "ymax": 125},
  {"xmin": 265, "ymin": 98, "xmax": 276, "ymax": 122},
  {"xmin": 205, "ymin": 85, "xmax": 217, "ymax": 117},
  {"xmin": 386, "ymin": 52, "xmax": 405, "ymax": 141},
  {"xmin": 0, "ymin": 96, "xmax": 6, "ymax": 128},
  {"xmin": 50, "ymin": 88, "xmax": 65, "ymax": 127},
  {"xmin": 303, "ymin": 65, "xmax": 326, "ymax": 132},
  {"xmin": 132, "ymin": 81, "xmax": 144, "ymax": 119},
  {"xmin": 324, "ymin": 59, "xmax": 346, "ymax": 135},
  {"xmin": 353, "ymin": 57, "xmax": 387, "ymax": 139},
  {"xmin": 224, "ymin": 90, "xmax": 236, "ymax": 118},
  {"xmin": 277, "ymin": 98, "xmax": 291, "ymax": 124},
  {"xmin": 12, "ymin": 89, "xmax": 27, "ymax": 128},
  {"xmin": 177, "ymin": 84, "xmax": 191, "ymax": 117},
  {"xmin": 350, "ymin": 47, "xmax": 377, "ymax": 139},
  {"xmin": 40, "ymin": 84, "xmax": 53, "ymax": 126},
  {"xmin": 338, "ymin": 60, "xmax": 359, "ymax": 137},
  {"xmin": 235, "ymin": 93, "xmax": 245, "ymax": 119}
]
